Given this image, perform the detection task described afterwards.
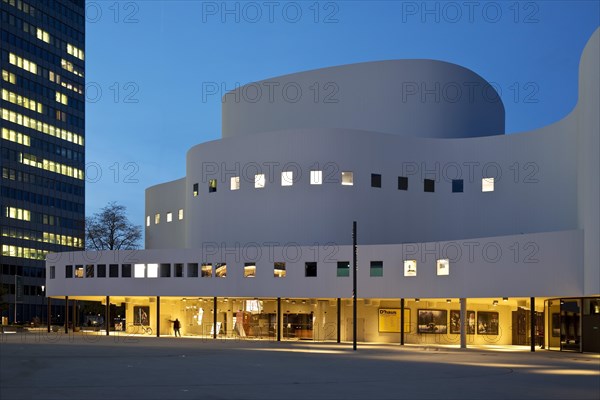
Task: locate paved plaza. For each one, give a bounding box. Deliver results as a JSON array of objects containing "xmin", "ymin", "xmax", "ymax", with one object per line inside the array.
[{"xmin": 0, "ymin": 332, "xmax": 599, "ymax": 400}]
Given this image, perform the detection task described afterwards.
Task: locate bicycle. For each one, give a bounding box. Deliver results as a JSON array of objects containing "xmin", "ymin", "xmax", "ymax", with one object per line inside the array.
[{"xmin": 137, "ymin": 325, "xmax": 153, "ymax": 335}]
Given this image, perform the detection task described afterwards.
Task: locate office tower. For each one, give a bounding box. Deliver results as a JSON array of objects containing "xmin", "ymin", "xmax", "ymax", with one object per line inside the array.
[{"xmin": 1, "ymin": 0, "xmax": 85, "ymax": 324}]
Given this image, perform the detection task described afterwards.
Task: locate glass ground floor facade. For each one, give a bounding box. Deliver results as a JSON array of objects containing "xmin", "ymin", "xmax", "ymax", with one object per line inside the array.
[{"xmin": 42, "ymin": 296, "xmax": 600, "ymax": 352}]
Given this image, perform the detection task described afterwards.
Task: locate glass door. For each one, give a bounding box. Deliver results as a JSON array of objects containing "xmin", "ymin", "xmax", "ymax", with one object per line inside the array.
[{"xmin": 560, "ymin": 299, "xmax": 581, "ymax": 352}]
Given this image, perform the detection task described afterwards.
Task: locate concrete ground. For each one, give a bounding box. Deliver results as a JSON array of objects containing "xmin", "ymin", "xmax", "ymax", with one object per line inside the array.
[{"xmin": 0, "ymin": 333, "xmax": 598, "ymax": 400}]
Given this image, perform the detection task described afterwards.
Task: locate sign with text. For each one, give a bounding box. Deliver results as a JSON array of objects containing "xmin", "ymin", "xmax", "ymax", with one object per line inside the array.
[{"xmin": 378, "ymin": 308, "xmax": 411, "ymax": 333}]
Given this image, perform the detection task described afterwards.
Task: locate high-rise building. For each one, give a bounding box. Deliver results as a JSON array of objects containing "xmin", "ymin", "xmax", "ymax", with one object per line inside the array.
[{"xmin": 1, "ymin": 0, "xmax": 85, "ymax": 324}]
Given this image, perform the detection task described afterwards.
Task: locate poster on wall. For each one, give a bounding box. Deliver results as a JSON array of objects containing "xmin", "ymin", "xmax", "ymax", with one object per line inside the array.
[
  {"xmin": 477, "ymin": 311, "xmax": 499, "ymax": 335},
  {"xmin": 450, "ymin": 310, "xmax": 475, "ymax": 334},
  {"xmin": 417, "ymin": 309, "xmax": 447, "ymax": 334},
  {"xmin": 133, "ymin": 306, "xmax": 150, "ymax": 326},
  {"xmin": 378, "ymin": 308, "xmax": 411, "ymax": 333}
]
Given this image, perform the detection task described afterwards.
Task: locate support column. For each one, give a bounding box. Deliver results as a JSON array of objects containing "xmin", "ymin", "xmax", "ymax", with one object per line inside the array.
[
  {"xmin": 47, "ymin": 298, "xmax": 51, "ymax": 333},
  {"xmin": 400, "ymin": 298, "xmax": 405, "ymax": 346},
  {"xmin": 337, "ymin": 298, "xmax": 341, "ymax": 343},
  {"xmin": 213, "ymin": 297, "xmax": 218, "ymax": 339},
  {"xmin": 277, "ymin": 297, "xmax": 281, "ymax": 342},
  {"xmin": 460, "ymin": 298, "xmax": 467, "ymax": 349},
  {"xmin": 530, "ymin": 297, "xmax": 536, "ymax": 352},
  {"xmin": 73, "ymin": 300, "xmax": 77, "ymax": 331},
  {"xmin": 352, "ymin": 221, "xmax": 357, "ymax": 351},
  {"xmin": 156, "ymin": 296, "xmax": 160, "ymax": 337},
  {"xmin": 105, "ymin": 296, "xmax": 110, "ymax": 336},
  {"xmin": 64, "ymin": 296, "xmax": 69, "ymax": 334}
]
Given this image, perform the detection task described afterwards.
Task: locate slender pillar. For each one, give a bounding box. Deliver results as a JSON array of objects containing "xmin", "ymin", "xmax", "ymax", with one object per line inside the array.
[
  {"xmin": 64, "ymin": 296, "xmax": 69, "ymax": 334},
  {"xmin": 73, "ymin": 300, "xmax": 77, "ymax": 331},
  {"xmin": 213, "ymin": 297, "xmax": 218, "ymax": 339},
  {"xmin": 276, "ymin": 297, "xmax": 281, "ymax": 341},
  {"xmin": 47, "ymin": 298, "xmax": 51, "ymax": 333},
  {"xmin": 530, "ymin": 297, "xmax": 536, "ymax": 352},
  {"xmin": 337, "ymin": 298, "xmax": 341, "ymax": 343},
  {"xmin": 156, "ymin": 296, "xmax": 160, "ymax": 337},
  {"xmin": 352, "ymin": 221, "xmax": 357, "ymax": 351},
  {"xmin": 460, "ymin": 298, "xmax": 467, "ymax": 349},
  {"xmin": 400, "ymin": 298, "xmax": 405, "ymax": 346},
  {"xmin": 105, "ymin": 296, "xmax": 110, "ymax": 336}
]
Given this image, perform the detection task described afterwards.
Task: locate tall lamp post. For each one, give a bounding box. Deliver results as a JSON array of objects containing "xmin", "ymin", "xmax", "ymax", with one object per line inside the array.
[{"xmin": 352, "ymin": 221, "xmax": 357, "ymax": 351}]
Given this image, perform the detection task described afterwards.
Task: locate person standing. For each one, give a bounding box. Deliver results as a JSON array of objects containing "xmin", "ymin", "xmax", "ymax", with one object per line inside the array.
[{"xmin": 169, "ymin": 318, "xmax": 181, "ymax": 337}]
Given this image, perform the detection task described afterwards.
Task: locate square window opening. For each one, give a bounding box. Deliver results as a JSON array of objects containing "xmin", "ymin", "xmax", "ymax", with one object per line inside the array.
[
  {"xmin": 370, "ymin": 261, "xmax": 383, "ymax": 277},
  {"xmin": 341, "ymin": 172, "xmax": 353, "ymax": 186},
  {"xmin": 310, "ymin": 170, "xmax": 322, "ymax": 185},
  {"xmin": 398, "ymin": 176, "xmax": 408, "ymax": 191},
  {"xmin": 371, "ymin": 174, "xmax": 382, "ymax": 188},
  {"xmin": 201, "ymin": 263, "xmax": 213, "ymax": 278},
  {"xmin": 209, "ymin": 179, "xmax": 217, "ymax": 193},
  {"xmin": 424, "ymin": 179, "xmax": 435, "ymax": 192},
  {"xmin": 281, "ymin": 171, "xmax": 293, "ymax": 187},
  {"xmin": 337, "ymin": 261, "xmax": 350, "ymax": 277},
  {"xmin": 255, "ymin": 174, "xmax": 266, "ymax": 189},
  {"xmin": 452, "ymin": 179, "xmax": 464, "ymax": 193},
  {"xmin": 404, "ymin": 260, "xmax": 417, "ymax": 277},
  {"xmin": 305, "ymin": 262, "xmax": 317, "ymax": 277},
  {"xmin": 274, "ymin": 262, "xmax": 286, "ymax": 278},
  {"xmin": 231, "ymin": 176, "xmax": 240, "ymax": 190},
  {"xmin": 244, "ymin": 263, "xmax": 256, "ymax": 278}
]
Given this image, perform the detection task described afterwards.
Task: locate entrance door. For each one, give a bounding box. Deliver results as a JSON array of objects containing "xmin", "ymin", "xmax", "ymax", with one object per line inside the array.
[
  {"xmin": 560, "ymin": 299, "xmax": 581, "ymax": 352},
  {"xmin": 346, "ymin": 318, "xmax": 365, "ymax": 342}
]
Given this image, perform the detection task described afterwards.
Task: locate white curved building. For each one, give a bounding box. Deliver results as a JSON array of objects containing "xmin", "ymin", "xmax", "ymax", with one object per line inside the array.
[{"xmin": 46, "ymin": 30, "xmax": 599, "ymax": 351}]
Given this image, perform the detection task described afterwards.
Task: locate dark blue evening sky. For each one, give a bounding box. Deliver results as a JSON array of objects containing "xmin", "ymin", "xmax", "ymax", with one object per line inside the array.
[{"xmin": 85, "ymin": 1, "xmax": 599, "ymax": 233}]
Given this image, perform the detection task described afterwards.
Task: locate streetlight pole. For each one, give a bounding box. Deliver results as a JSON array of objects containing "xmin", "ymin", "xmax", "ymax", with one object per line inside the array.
[{"xmin": 352, "ymin": 221, "xmax": 357, "ymax": 351}]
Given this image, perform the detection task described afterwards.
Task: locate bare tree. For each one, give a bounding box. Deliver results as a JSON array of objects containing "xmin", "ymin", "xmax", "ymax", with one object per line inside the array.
[{"xmin": 86, "ymin": 202, "xmax": 142, "ymax": 250}]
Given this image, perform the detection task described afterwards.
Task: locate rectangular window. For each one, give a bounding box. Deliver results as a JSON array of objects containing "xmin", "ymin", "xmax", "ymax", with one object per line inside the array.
[
  {"xmin": 437, "ymin": 259, "xmax": 450, "ymax": 276},
  {"xmin": 452, "ymin": 179, "xmax": 463, "ymax": 193},
  {"xmin": 74, "ymin": 265, "xmax": 83, "ymax": 278},
  {"xmin": 178, "ymin": 209, "xmax": 184, "ymax": 220},
  {"xmin": 310, "ymin": 170, "xmax": 322, "ymax": 185},
  {"xmin": 134, "ymin": 264, "xmax": 145, "ymax": 278},
  {"xmin": 215, "ymin": 263, "xmax": 227, "ymax": 278},
  {"xmin": 281, "ymin": 171, "xmax": 293, "ymax": 186},
  {"xmin": 201, "ymin": 263, "xmax": 213, "ymax": 278},
  {"xmin": 371, "ymin": 174, "xmax": 382, "ymax": 188},
  {"xmin": 187, "ymin": 263, "xmax": 199, "ymax": 277},
  {"xmin": 274, "ymin": 262, "xmax": 286, "ymax": 277},
  {"xmin": 50, "ymin": 266, "xmax": 55, "ymax": 279},
  {"xmin": 209, "ymin": 179, "xmax": 217, "ymax": 193},
  {"xmin": 244, "ymin": 263, "xmax": 256, "ymax": 278},
  {"xmin": 424, "ymin": 179, "xmax": 435, "ymax": 192},
  {"xmin": 341, "ymin": 172, "xmax": 353, "ymax": 186},
  {"xmin": 109, "ymin": 264, "xmax": 119, "ymax": 278},
  {"xmin": 122, "ymin": 264, "xmax": 132, "ymax": 278},
  {"xmin": 65, "ymin": 265, "xmax": 72, "ymax": 278},
  {"xmin": 85, "ymin": 264, "xmax": 94, "ymax": 278},
  {"xmin": 337, "ymin": 261, "xmax": 350, "ymax": 277},
  {"xmin": 404, "ymin": 260, "xmax": 417, "ymax": 277},
  {"xmin": 193, "ymin": 183, "xmax": 199, "ymax": 196},
  {"xmin": 305, "ymin": 262, "xmax": 317, "ymax": 277},
  {"xmin": 146, "ymin": 216, "xmax": 150, "ymax": 227},
  {"xmin": 147, "ymin": 263, "xmax": 159, "ymax": 278},
  {"xmin": 482, "ymin": 177, "xmax": 494, "ymax": 192},
  {"xmin": 398, "ymin": 176, "xmax": 408, "ymax": 190},
  {"xmin": 370, "ymin": 261, "xmax": 383, "ymax": 277},
  {"xmin": 174, "ymin": 264, "xmax": 184, "ymax": 277},
  {"xmin": 255, "ymin": 174, "xmax": 266, "ymax": 188},
  {"xmin": 160, "ymin": 263, "xmax": 171, "ymax": 277},
  {"xmin": 97, "ymin": 264, "xmax": 106, "ymax": 278},
  {"xmin": 231, "ymin": 176, "xmax": 240, "ymax": 190},
  {"xmin": 154, "ymin": 213, "xmax": 160, "ymax": 225},
  {"xmin": 166, "ymin": 212, "xmax": 173, "ymax": 222}
]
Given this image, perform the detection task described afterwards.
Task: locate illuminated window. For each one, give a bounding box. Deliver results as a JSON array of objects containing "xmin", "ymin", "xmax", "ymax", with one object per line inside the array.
[
  {"xmin": 305, "ymin": 262, "xmax": 317, "ymax": 277},
  {"xmin": 404, "ymin": 260, "xmax": 417, "ymax": 277},
  {"xmin": 166, "ymin": 212, "xmax": 173, "ymax": 222},
  {"xmin": 20, "ymin": 153, "xmax": 84, "ymax": 179},
  {"xmin": 146, "ymin": 216, "xmax": 150, "ymax": 227},
  {"xmin": 2, "ymin": 89, "xmax": 43, "ymax": 113},
  {"xmin": 178, "ymin": 209, "xmax": 184, "ymax": 220},
  {"xmin": 201, "ymin": 263, "xmax": 213, "ymax": 277},
  {"xmin": 74, "ymin": 265, "xmax": 83, "ymax": 278},
  {"xmin": 370, "ymin": 261, "xmax": 383, "ymax": 277},
  {"xmin": 310, "ymin": 170, "xmax": 322, "ymax": 185},
  {"xmin": 147, "ymin": 263, "xmax": 159, "ymax": 278},
  {"xmin": 215, "ymin": 263, "xmax": 227, "ymax": 278},
  {"xmin": 2, "ymin": 70, "xmax": 16, "ymax": 84},
  {"xmin": 371, "ymin": 174, "xmax": 381, "ymax": 188},
  {"xmin": 66, "ymin": 43, "xmax": 85, "ymax": 60},
  {"xmin": 55, "ymin": 91, "xmax": 68, "ymax": 105},
  {"xmin": 437, "ymin": 259, "xmax": 450, "ymax": 276},
  {"xmin": 134, "ymin": 264, "xmax": 145, "ymax": 278},
  {"xmin": 2, "ymin": 128, "xmax": 30, "ymax": 146},
  {"xmin": 255, "ymin": 174, "xmax": 265, "ymax": 188},
  {"xmin": 281, "ymin": 171, "xmax": 293, "ymax": 186},
  {"xmin": 230, "ymin": 176, "xmax": 240, "ymax": 190},
  {"xmin": 337, "ymin": 261, "xmax": 350, "ymax": 277},
  {"xmin": 341, "ymin": 172, "xmax": 353, "ymax": 186},
  {"xmin": 1, "ymin": 108, "xmax": 84, "ymax": 145},
  {"xmin": 5, "ymin": 207, "xmax": 31, "ymax": 221},
  {"xmin": 9, "ymin": 53, "xmax": 38, "ymax": 74},
  {"xmin": 424, "ymin": 179, "xmax": 435, "ymax": 192},
  {"xmin": 193, "ymin": 183, "xmax": 198, "ymax": 196},
  {"xmin": 154, "ymin": 213, "xmax": 160, "ymax": 225},
  {"xmin": 244, "ymin": 263, "xmax": 256, "ymax": 278},
  {"xmin": 61, "ymin": 59, "xmax": 83, "ymax": 77},
  {"xmin": 209, "ymin": 179, "xmax": 217, "ymax": 193},
  {"xmin": 36, "ymin": 28, "xmax": 50, "ymax": 43},
  {"xmin": 482, "ymin": 178, "xmax": 495, "ymax": 192},
  {"xmin": 274, "ymin": 262, "xmax": 286, "ymax": 278}
]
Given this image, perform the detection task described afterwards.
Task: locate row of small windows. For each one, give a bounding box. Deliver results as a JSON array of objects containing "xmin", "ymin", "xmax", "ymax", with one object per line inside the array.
[
  {"xmin": 1, "ymin": 263, "xmax": 45, "ymax": 277},
  {"xmin": 2, "ymin": 226, "xmax": 83, "ymax": 248},
  {"xmin": 2, "ymin": 127, "xmax": 84, "ymax": 162},
  {"xmin": 2, "ymin": 88, "xmax": 44, "ymax": 113},
  {"xmin": 2, "ymin": 244, "xmax": 48, "ymax": 260},
  {"xmin": 1, "ymin": 107, "xmax": 84, "ymax": 146},
  {"xmin": 1, "ymin": 185, "xmax": 84, "ymax": 213},
  {"xmin": 192, "ymin": 173, "xmax": 495, "ymax": 194},
  {"xmin": 2, "ymin": 204, "xmax": 84, "ymax": 229},
  {"xmin": 3, "ymin": 67, "xmax": 84, "ymax": 105},
  {"xmin": 2, "ymin": 167, "xmax": 85, "ymax": 197},
  {"xmin": 147, "ymin": 209, "xmax": 184, "ymax": 226},
  {"xmin": 56, "ymin": 259, "xmax": 451, "ymax": 280},
  {"xmin": 1, "ymin": 0, "xmax": 86, "ymax": 40},
  {"xmin": 0, "ymin": 283, "xmax": 44, "ymax": 296},
  {"xmin": 20, "ymin": 152, "xmax": 83, "ymax": 179}
]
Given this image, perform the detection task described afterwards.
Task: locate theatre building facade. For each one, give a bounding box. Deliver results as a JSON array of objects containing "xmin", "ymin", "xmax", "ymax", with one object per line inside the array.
[{"xmin": 46, "ymin": 30, "xmax": 600, "ymax": 352}]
